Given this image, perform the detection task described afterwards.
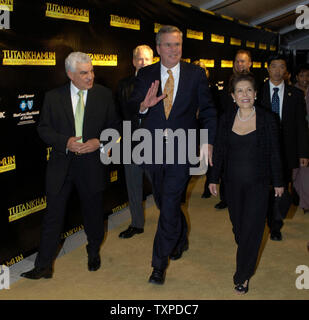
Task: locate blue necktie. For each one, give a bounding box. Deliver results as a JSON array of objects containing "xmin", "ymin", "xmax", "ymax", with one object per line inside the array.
[{"xmin": 271, "ymin": 87, "xmax": 280, "ymax": 115}]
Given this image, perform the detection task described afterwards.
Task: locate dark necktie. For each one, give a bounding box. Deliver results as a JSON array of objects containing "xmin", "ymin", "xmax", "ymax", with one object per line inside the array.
[{"xmin": 271, "ymin": 87, "xmax": 280, "ymax": 115}]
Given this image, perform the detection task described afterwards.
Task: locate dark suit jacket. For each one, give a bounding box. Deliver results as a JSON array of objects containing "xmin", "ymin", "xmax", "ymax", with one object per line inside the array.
[
  {"xmin": 258, "ymin": 81, "xmax": 309, "ymax": 170},
  {"xmin": 128, "ymin": 61, "xmax": 217, "ymax": 166},
  {"xmin": 209, "ymin": 107, "xmax": 284, "ymax": 187},
  {"xmin": 38, "ymin": 83, "xmax": 118, "ymax": 194}
]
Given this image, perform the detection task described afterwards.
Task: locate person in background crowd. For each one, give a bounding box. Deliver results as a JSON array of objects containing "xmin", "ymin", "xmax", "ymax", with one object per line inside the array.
[
  {"xmin": 117, "ymin": 45, "xmax": 154, "ymax": 238},
  {"xmin": 258, "ymin": 55, "xmax": 309, "ymax": 241},
  {"xmin": 128, "ymin": 25, "xmax": 217, "ymax": 285},
  {"xmin": 292, "ymin": 64, "xmax": 309, "ymax": 214},
  {"xmin": 209, "ymin": 73, "xmax": 284, "ymax": 294},
  {"xmin": 21, "ymin": 52, "xmax": 119, "ymax": 279}
]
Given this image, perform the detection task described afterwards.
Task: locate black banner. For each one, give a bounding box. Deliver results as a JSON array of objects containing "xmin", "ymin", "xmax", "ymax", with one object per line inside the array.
[{"xmin": 0, "ymin": 0, "xmax": 278, "ymax": 265}]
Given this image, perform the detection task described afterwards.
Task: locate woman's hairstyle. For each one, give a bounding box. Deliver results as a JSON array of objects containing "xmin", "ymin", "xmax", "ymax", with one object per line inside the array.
[{"xmin": 229, "ymin": 72, "xmax": 257, "ymax": 93}]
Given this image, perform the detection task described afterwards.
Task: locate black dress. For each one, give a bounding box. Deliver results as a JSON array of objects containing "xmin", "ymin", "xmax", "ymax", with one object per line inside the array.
[{"xmin": 225, "ymin": 130, "xmax": 269, "ymax": 284}]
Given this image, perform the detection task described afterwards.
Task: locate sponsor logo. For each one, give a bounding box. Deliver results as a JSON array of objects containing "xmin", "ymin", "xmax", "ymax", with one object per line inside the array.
[
  {"xmin": 211, "ymin": 34, "xmax": 224, "ymax": 44},
  {"xmin": 200, "ymin": 59, "xmax": 215, "ymax": 68},
  {"xmin": 0, "ymin": 0, "xmax": 13, "ymax": 11},
  {"xmin": 4, "ymin": 254, "xmax": 23, "ymax": 267},
  {"xmin": 253, "ymin": 62, "xmax": 262, "ymax": 68},
  {"xmin": 221, "ymin": 60, "xmax": 233, "ymax": 68},
  {"xmin": 2, "ymin": 50, "xmax": 56, "ymax": 65},
  {"xmin": 87, "ymin": 53, "xmax": 117, "ymax": 66},
  {"xmin": 61, "ymin": 225, "xmax": 84, "ymax": 240},
  {"xmin": 112, "ymin": 202, "xmax": 129, "ymax": 214},
  {"xmin": 110, "ymin": 170, "xmax": 118, "ymax": 182},
  {"xmin": 230, "ymin": 37, "xmax": 241, "ymax": 46},
  {"xmin": 8, "ymin": 196, "xmax": 47, "ymax": 222},
  {"xmin": 186, "ymin": 29, "xmax": 203, "ymax": 40},
  {"xmin": 246, "ymin": 41, "xmax": 255, "ymax": 49},
  {"xmin": 259, "ymin": 43, "xmax": 267, "ymax": 50},
  {"xmin": 0, "ymin": 155, "xmax": 16, "ymax": 173},
  {"xmin": 46, "ymin": 147, "xmax": 52, "ymax": 161},
  {"xmin": 14, "ymin": 93, "xmax": 39, "ymax": 126},
  {"xmin": 110, "ymin": 14, "xmax": 140, "ymax": 30},
  {"xmin": 154, "ymin": 23, "xmax": 163, "ymax": 33},
  {"xmin": 45, "ymin": 2, "xmax": 89, "ymax": 23}
]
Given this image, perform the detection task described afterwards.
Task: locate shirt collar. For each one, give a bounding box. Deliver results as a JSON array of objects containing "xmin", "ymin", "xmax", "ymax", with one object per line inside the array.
[
  {"xmin": 70, "ymin": 82, "xmax": 87, "ymax": 95},
  {"xmin": 269, "ymin": 80, "xmax": 284, "ymax": 92},
  {"xmin": 160, "ymin": 62, "xmax": 180, "ymax": 75}
]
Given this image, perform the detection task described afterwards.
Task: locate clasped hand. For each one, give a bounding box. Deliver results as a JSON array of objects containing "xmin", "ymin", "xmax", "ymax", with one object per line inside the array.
[{"xmin": 67, "ymin": 137, "xmax": 100, "ymax": 154}]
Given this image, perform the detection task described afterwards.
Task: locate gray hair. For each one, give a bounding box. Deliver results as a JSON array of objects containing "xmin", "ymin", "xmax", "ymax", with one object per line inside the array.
[
  {"xmin": 65, "ymin": 52, "xmax": 92, "ymax": 73},
  {"xmin": 156, "ymin": 25, "xmax": 183, "ymax": 45},
  {"xmin": 133, "ymin": 45, "xmax": 153, "ymax": 59}
]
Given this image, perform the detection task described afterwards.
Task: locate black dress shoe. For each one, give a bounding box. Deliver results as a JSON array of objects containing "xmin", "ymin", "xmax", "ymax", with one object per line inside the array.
[
  {"xmin": 270, "ymin": 231, "xmax": 282, "ymax": 241},
  {"xmin": 20, "ymin": 267, "xmax": 53, "ymax": 280},
  {"xmin": 88, "ymin": 255, "xmax": 101, "ymax": 271},
  {"xmin": 214, "ymin": 200, "xmax": 227, "ymax": 209},
  {"xmin": 148, "ymin": 268, "xmax": 166, "ymax": 285},
  {"xmin": 118, "ymin": 226, "xmax": 144, "ymax": 238},
  {"xmin": 201, "ymin": 190, "xmax": 211, "ymax": 198},
  {"xmin": 170, "ymin": 242, "xmax": 189, "ymax": 260}
]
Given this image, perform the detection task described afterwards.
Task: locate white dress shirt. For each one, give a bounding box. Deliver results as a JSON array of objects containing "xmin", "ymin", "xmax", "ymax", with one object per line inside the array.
[{"xmin": 269, "ymin": 80, "xmax": 284, "ymax": 120}]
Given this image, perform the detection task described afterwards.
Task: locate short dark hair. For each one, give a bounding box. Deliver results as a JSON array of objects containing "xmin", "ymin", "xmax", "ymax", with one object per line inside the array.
[
  {"xmin": 229, "ymin": 72, "xmax": 257, "ymax": 93},
  {"xmin": 235, "ymin": 49, "xmax": 252, "ymax": 62},
  {"xmin": 267, "ymin": 54, "xmax": 287, "ymax": 67},
  {"xmin": 295, "ymin": 64, "xmax": 309, "ymax": 76}
]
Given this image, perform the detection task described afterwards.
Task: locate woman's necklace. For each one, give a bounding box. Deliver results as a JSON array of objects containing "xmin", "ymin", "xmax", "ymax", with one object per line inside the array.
[{"xmin": 237, "ymin": 107, "xmax": 255, "ymax": 122}]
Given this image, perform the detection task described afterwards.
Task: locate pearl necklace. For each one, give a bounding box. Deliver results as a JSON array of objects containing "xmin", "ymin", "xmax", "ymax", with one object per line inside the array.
[{"xmin": 237, "ymin": 107, "xmax": 255, "ymax": 122}]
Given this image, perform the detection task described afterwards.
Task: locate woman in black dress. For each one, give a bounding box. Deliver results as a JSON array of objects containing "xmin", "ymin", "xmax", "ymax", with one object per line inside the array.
[{"xmin": 209, "ymin": 73, "xmax": 284, "ymax": 294}]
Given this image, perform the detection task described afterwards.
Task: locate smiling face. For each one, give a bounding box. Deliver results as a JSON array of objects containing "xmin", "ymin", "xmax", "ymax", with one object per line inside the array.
[
  {"xmin": 234, "ymin": 53, "xmax": 252, "ymax": 74},
  {"xmin": 231, "ymin": 80, "xmax": 256, "ymax": 110},
  {"xmin": 67, "ymin": 61, "xmax": 94, "ymax": 90},
  {"xmin": 156, "ymin": 31, "xmax": 182, "ymax": 69}
]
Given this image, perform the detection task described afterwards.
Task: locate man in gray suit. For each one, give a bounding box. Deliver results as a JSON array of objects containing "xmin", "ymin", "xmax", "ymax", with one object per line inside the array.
[{"xmin": 117, "ymin": 45, "xmax": 153, "ymax": 239}]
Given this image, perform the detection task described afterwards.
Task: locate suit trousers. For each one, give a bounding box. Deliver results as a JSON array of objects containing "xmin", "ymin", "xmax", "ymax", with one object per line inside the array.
[
  {"xmin": 124, "ymin": 163, "xmax": 144, "ymax": 228},
  {"xmin": 35, "ymin": 156, "xmax": 105, "ymax": 268},
  {"xmin": 146, "ymin": 163, "xmax": 189, "ymax": 270},
  {"xmin": 225, "ymin": 181, "xmax": 269, "ymax": 285}
]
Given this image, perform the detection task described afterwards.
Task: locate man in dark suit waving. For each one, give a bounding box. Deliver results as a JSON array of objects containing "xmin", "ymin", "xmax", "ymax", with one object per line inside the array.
[
  {"xmin": 21, "ymin": 52, "xmax": 118, "ymax": 279},
  {"xmin": 129, "ymin": 25, "xmax": 217, "ymax": 284},
  {"xmin": 258, "ymin": 55, "xmax": 309, "ymax": 241}
]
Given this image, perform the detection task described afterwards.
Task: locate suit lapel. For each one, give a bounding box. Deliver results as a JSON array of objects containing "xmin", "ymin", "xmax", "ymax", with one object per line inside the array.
[
  {"xmin": 169, "ymin": 62, "xmax": 186, "ymax": 119},
  {"xmin": 61, "ymin": 84, "xmax": 75, "ymax": 133},
  {"xmin": 282, "ymin": 84, "xmax": 291, "ymax": 124}
]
